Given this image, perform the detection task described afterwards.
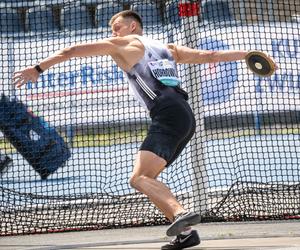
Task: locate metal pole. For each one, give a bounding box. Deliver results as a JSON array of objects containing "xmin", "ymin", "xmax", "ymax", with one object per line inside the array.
[
  {"xmin": 179, "ymin": 0, "xmax": 208, "ymax": 215},
  {"xmin": 7, "ymin": 37, "xmax": 16, "ymax": 99},
  {"xmin": 0, "ymin": 36, "xmax": 14, "ymax": 98}
]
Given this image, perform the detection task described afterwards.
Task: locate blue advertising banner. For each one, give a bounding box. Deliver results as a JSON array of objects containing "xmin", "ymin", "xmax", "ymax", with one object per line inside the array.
[{"xmin": 3, "ymin": 23, "xmax": 299, "ymax": 126}]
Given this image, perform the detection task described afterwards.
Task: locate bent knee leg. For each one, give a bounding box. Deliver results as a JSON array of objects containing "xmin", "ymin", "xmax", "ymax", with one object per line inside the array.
[
  {"xmin": 129, "ymin": 150, "xmax": 167, "ymax": 189},
  {"xmin": 129, "ymin": 174, "xmax": 148, "ymax": 190}
]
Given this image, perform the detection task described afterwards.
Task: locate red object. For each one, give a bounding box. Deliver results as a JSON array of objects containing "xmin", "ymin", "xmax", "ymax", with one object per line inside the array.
[{"xmin": 178, "ymin": 2, "xmax": 200, "ymax": 17}]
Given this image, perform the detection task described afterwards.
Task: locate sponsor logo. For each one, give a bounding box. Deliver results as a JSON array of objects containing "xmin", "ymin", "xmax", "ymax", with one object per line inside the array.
[
  {"xmin": 26, "ymin": 64, "xmax": 124, "ymax": 91},
  {"xmin": 179, "ymin": 234, "xmax": 192, "ymax": 243}
]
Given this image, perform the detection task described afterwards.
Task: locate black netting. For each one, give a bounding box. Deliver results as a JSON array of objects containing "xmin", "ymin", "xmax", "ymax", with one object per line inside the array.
[{"xmin": 0, "ymin": 0, "xmax": 299, "ymax": 236}]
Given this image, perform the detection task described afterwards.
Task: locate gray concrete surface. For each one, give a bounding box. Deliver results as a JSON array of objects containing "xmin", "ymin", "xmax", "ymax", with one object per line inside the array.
[{"xmin": 1, "ymin": 221, "xmax": 300, "ymax": 250}]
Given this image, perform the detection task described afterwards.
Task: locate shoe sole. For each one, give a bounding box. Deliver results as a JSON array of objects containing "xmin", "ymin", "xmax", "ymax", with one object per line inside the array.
[{"xmin": 166, "ymin": 213, "xmax": 201, "ymax": 236}]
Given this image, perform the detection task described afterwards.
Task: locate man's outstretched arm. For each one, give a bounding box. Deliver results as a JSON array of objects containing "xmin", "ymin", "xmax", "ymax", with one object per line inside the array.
[
  {"xmin": 12, "ymin": 38, "xmax": 120, "ymax": 88},
  {"xmin": 167, "ymin": 43, "xmax": 249, "ymax": 64}
]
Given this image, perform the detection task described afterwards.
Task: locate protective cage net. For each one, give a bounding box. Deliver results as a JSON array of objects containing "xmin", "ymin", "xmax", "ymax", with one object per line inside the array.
[{"xmin": 0, "ymin": 0, "xmax": 300, "ymax": 236}]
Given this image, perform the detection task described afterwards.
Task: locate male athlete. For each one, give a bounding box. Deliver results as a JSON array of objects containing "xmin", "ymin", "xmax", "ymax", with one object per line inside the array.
[{"xmin": 13, "ymin": 10, "xmax": 276, "ymax": 250}]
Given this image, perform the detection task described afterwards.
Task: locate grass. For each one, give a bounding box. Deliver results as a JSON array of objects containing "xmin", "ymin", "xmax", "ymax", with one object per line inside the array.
[
  {"xmin": 207, "ymin": 127, "xmax": 300, "ymax": 140},
  {"xmin": 0, "ymin": 127, "xmax": 298, "ymax": 152},
  {"xmin": 72, "ymin": 130, "xmax": 147, "ymax": 147}
]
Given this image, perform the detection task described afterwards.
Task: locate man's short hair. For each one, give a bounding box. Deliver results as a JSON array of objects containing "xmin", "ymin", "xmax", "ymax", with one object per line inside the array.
[{"xmin": 109, "ymin": 10, "xmax": 143, "ymax": 29}]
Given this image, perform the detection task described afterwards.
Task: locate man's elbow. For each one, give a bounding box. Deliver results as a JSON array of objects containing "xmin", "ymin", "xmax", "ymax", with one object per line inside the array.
[
  {"xmin": 187, "ymin": 50, "xmax": 218, "ymax": 64},
  {"xmin": 59, "ymin": 47, "xmax": 74, "ymax": 59},
  {"xmin": 206, "ymin": 51, "xmax": 219, "ymax": 63}
]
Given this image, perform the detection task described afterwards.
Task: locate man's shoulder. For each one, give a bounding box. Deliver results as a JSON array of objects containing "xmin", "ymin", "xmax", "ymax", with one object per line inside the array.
[{"xmin": 106, "ymin": 35, "xmax": 142, "ymax": 46}]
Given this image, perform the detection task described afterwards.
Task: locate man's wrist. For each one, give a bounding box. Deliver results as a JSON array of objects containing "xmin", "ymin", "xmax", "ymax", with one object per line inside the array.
[{"xmin": 34, "ymin": 64, "xmax": 44, "ymax": 74}]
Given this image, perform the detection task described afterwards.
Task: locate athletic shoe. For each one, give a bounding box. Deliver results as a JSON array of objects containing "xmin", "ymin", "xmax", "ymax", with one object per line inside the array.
[
  {"xmin": 161, "ymin": 230, "xmax": 200, "ymax": 250},
  {"xmin": 166, "ymin": 212, "xmax": 201, "ymax": 236},
  {"xmin": 0, "ymin": 156, "xmax": 13, "ymax": 176}
]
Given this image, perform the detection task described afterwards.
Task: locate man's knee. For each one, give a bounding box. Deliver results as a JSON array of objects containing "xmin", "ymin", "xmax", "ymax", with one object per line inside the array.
[{"xmin": 129, "ymin": 174, "xmax": 149, "ymax": 190}]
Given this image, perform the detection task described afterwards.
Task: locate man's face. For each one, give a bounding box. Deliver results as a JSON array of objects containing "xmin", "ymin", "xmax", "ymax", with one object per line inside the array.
[{"xmin": 111, "ymin": 16, "xmax": 135, "ymax": 37}]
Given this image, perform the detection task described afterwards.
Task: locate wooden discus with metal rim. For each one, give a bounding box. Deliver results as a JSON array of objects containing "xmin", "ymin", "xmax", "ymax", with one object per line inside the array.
[{"xmin": 245, "ymin": 51, "xmax": 276, "ymax": 77}]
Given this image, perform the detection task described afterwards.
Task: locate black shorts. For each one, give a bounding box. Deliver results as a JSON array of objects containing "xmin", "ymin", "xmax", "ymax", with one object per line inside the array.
[{"xmin": 140, "ymin": 95, "xmax": 196, "ymax": 166}]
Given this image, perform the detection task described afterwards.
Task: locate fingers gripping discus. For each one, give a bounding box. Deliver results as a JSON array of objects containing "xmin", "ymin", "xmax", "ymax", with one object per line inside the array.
[{"xmin": 245, "ymin": 51, "xmax": 276, "ymax": 77}]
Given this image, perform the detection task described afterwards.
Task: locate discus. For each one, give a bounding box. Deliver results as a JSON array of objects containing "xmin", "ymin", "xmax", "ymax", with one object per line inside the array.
[{"xmin": 245, "ymin": 51, "xmax": 276, "ymax": 77}]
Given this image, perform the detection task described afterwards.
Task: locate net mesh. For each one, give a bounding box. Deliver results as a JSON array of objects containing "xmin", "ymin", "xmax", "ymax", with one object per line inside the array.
[{"xmin": 0, "ymin": 0, "xmax": 300, "ymax": 236}]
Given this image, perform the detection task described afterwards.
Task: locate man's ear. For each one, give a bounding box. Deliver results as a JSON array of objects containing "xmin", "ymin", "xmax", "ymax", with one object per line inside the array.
[{"xmin": 130, "ymin": 21, "xmax": 137, "ymax": 32}]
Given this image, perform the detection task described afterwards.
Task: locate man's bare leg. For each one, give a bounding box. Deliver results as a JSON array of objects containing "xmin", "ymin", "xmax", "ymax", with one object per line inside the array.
[{"xmin": 129, "ymin": 150, "xmax": 186, "ymax": 221}]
